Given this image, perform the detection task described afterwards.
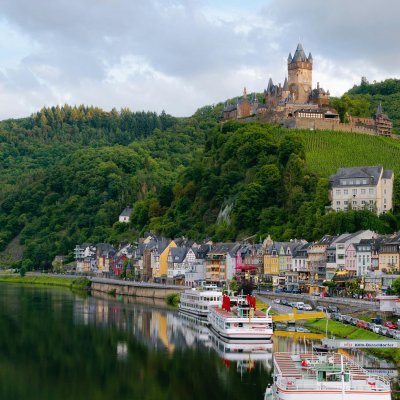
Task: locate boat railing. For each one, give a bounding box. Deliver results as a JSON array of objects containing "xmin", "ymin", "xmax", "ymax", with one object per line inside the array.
[{"xmin": 276, "ymin": 376, "xmax": 390, "ymax": 392}]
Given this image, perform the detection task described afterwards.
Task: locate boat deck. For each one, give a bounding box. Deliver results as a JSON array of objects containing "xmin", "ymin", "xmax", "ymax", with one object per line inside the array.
[
  {"xmin": 274, "ymin": 352, "xmax": 372, "ymax": 381},
  {"xmin": 212, "ymin": 306, "xmax": 268, "ymax": 319}
]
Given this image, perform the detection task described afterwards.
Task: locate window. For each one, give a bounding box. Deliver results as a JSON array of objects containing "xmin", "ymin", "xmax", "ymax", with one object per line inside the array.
[
  {"xmin": 344, "ymin": 200, "xmax": 348, "ymax": 205},
  {"xmin": 356, "ymin": 179, "xmax": 360, "ymax": 184},
  {"xmin": 350, "ymin": 180, "xmax": 354, "ymax": 185},
  {"xmin": 336, "ymin": 201, "xmax": 341, "ymax": 205},
  {"xmin": 361, "ymin": 189, "xmax": 366, "ymax": 194},
  {"xmin": 336, "ymin": 190, "xmax": 341, "ymax": 195},
  {"xmin": 344, "ymin": 189, "xmax": 348, "ymax": 195},
  {"xmin": 361, "ymin": 200, "xmax": 366, "ymax": 205},
  {"xmin": 352, "ymin": 189, "xmax": 357, "ymax": 195},
  {"xmin": 369, "ymin": 188, "xmax": 374, "ymax": 194},
  {"xmin": 362, "ymin": 179, "xmax": 367, "ymax": 184},
  {"xmin": 384, "ymin": 198, "xmax": 387, "ymax": 204},
  {"xmin": 336, "ymin": 207, "xmax": 340, "ymax": 212},
  {"xmin": 369, "ymin": 200, "xmax": 374, "ymax": 204},
  {"xmin": 352, "ymin": 200, "xmax": 357, "ymax": 205}
]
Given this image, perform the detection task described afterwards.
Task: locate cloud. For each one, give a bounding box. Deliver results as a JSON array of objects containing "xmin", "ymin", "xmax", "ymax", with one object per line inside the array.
[{"xmin": 0, "ymin": 0, "xmax": 398, "ymax": 119}]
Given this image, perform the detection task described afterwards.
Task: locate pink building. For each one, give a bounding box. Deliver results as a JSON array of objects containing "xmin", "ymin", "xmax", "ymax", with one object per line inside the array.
[{"xmin": 345, "ymin": 243, "xmax": 357, "ymax": 275}]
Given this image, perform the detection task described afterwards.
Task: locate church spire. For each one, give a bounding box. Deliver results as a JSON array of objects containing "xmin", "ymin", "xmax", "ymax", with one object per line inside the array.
[{"xmin": 376, "ymin": 101, "xmax": 383, "ymax": 116}]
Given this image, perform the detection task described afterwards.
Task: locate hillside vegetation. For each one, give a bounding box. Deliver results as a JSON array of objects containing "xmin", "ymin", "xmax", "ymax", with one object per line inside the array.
[
  {"xmin": 331, "ymin": 78, "xmax": 400, "ymax": 133},
  {"xmin": 294, "ymin": 130, "xmax": 400, "ymax": 176},
  {"xmin": 0, "ymin": 80, "xmax": 400, "ymax": 268}
]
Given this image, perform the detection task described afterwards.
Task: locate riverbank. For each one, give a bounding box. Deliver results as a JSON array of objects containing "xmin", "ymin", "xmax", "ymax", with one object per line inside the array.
[
  {"xmin": 306, "ymin": 319, "xmax": 400, "ymax": 364},
  {"xmin": 0, "ymin": 274, "xmax": 90, "ymax": 290}
]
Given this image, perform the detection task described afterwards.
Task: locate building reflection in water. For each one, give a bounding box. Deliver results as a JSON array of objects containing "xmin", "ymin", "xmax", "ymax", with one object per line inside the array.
[{"xmin": 73, "ymin": 293, "xmax": 396, "ymax": 378}]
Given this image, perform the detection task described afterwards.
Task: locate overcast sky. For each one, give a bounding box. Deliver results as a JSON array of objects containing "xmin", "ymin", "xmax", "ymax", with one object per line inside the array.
[{"xmin": 0, "ymin": 0, "xmax": 399, "ymax": 119}]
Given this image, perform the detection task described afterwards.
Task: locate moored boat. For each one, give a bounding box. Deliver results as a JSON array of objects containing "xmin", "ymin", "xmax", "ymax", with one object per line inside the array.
[
  {"xmin": 208, "ymin": 294, "xmax": 273, "ymax": 343},
  {"xmin": 179, "ymin": 284, "xmax": 223, "ymax": 318},
  {"xmin": 265, "ymin": 351, "xmax": 391, "ymax": 400}
]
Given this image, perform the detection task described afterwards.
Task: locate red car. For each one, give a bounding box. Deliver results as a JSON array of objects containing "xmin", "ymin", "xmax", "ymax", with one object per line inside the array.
[
  {"xmin": 356, "ymin": 320, "xmax": 368, "ymax": 329},
  {"xmin": 384, "ymin": 321, "xmax": 398, "ymax": 329}
]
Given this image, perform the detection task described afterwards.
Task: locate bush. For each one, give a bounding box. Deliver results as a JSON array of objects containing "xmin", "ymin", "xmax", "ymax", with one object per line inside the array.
[
  {"xmin": 71, "ymin": 277, "xmax": 91, "ymax": 290},
  {"xmin": 166, "ymin": 293, "xmax": 180, "ymax": 307}
]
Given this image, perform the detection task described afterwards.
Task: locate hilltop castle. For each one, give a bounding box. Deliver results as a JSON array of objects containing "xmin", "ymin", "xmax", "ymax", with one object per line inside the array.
[{"xmin": 221, "ymin": 44, "xmax": 392, "ymax": 136}]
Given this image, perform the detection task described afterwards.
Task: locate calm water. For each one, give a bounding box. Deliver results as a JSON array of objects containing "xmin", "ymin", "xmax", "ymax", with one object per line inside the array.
[
  {"xmin": 0, "ymin": 284, "xmax": 272, "ymax": 400},
  {"xmin": 0, "ymin": 284, "xmax": 396, "ymax": 400}
]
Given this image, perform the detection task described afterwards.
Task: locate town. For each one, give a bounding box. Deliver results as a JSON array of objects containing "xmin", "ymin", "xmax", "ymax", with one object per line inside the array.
[{"xmin": 67, "ymin": 165, "xmax": 398, "ymax": 301}]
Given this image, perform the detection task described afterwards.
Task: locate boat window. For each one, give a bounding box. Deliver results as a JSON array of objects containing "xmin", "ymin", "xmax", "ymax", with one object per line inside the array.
[{"xmin": 238, "ymin": 323, "xmax": 243, "ymax": 328}]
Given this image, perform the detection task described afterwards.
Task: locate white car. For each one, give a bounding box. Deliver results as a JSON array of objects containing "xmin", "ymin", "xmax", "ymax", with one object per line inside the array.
[
  {"xmin": 303, "ymin": 304, "xmax": 313, "ymax": 311},
  {"xmin": 274, "ymin": 299, "xmax": 281, "ymax": 304}
]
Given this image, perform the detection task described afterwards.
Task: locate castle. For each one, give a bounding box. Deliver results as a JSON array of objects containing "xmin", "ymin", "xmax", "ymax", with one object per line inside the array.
[{"xmin": 221, "ymin": 44, "xmax": 393, "ymax": 136}]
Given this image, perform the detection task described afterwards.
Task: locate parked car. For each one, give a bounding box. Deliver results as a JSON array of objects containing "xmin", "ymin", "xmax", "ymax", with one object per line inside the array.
[
  {"xmin": 294, "ymin": 302, "xmax": 305, "ymax": 310},
  {"xmin": 341, "ymin": 315, "xmax": 352, "ymax": 324},
  {"xmin": 349, "ymin": 317, "xmax": 358, "ymax": 326},
  {"xmin": 384, "ymin": 321, "xmax": 398, "ymax": 330},
  {"xmin": 387, "ymin": 329, "xmax": 398, "ymax": 338},
  {"xmin": 356, "ymin": 320, "xmax": 369, "ymax": 329},
  {"xmin": 274, "ymin": 299, "xmax": 281, "ymax": 304},
  {"xmin": 392, "ymin": 330, "xmax": 400, "ymax": 340},
  {"xmin": 280, "ymin": 299, "xmax": 288, "ymax": 306},
  {"xmin": 320, "ymin": 292, "xmax": 330, "ymax": 297},
  {"xmin": 316, "ymin": 305, "xmax": 326, "ymax": 312},
  {"xmin": 292, "ymin": 289, "xmax": 302, "ymax": 294},
  {"xmin": 366, "ymin": 322, "xmax": 376, "ymax": 331},
  {"xmin": 275, "ymin": 288, "xmax": 284, "ymax": 293},
  {"xmin": 303, "ymin": 304, "xmax": 313, "ymax": 311},
  {"xmin": 327, "ymin": 306, "xmax": 339, "ymax": 313},
  {"xmin": 312, "ymin": 292, "xmax": 321, "ymax": 296},
  {"xmin": 371, "ymin": 316, "xmax": 382, "ymax": 324},
  {"xmin": 379, "ymin": 326, "xmax": 391, "ymax": 337},
  {"xmin": 331, "ymin": 313, "xmax": 341, "ymax": 321},
  {"xmin": 372, "ymin": 324, "xmax": 382, "ymax": 334}
]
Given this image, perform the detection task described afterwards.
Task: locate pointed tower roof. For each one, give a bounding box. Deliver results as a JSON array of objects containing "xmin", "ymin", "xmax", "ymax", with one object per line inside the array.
[
  {"xmin": 308, "ymin": 52, "xmax": 313, "ymax": 62},
  {"xmin": 287, "ymin": 53, "xmax": 292, "ymax": 63},
  {"xmin": 243, "ymin": 87, "xmax": 247, "ymax": 98},
  {"xmin": 267, "ymin": 78, "xmax": 273, "ymax": 92},
  {"xmin": 283, "ymin": 77, "xmax": 289, "ymax": 91},
  {"xmin": 292, "ymin": 43, "xmax": 308, "ymax": 62}
]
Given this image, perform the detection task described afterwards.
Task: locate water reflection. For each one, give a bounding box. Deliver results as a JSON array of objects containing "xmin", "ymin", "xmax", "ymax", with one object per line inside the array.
[{"xmin": 0, "ymin": 284, "xmax": 271, "ymax": 400}]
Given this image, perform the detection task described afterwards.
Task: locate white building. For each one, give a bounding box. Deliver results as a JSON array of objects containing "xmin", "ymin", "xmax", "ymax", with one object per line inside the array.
[
  {"xmin": 329, "ymin": 166, "xmax": 393, "ymax": 215},
  {"xmin": 119, "ymin": 207, "xmax": 133, "ymax": 223},
  {"xmin": 355, "ymin": 242, "xmax": 373, "ymax": 277}
]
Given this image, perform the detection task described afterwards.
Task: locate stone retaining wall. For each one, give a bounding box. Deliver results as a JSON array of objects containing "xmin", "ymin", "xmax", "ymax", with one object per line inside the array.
[{"xmin": 90, "ymin": 280, "xmax": 185, "ymax": 300}]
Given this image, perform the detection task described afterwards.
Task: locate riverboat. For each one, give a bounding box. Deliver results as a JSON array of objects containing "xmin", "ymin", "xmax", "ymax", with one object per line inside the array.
[
  {"xmin": 207, "ymin": 294, "xmax": 273, "ymax": 343},
  {"xmin": 265, "ymin": 351, "xmax": 392, "ymax": 400},
  {"xmin": 179, "ymin": 284, "xmax": 223, "ymax": 318}
]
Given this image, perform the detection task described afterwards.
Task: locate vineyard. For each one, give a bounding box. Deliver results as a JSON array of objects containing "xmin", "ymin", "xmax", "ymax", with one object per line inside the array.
[{"xmin": 293, "ymin": 129, "xmax": 400, "ymax": 176}]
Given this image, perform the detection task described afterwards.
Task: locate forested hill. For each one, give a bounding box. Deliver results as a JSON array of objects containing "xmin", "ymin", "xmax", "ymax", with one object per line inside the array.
[
  {"xmin": 1, "ymin": 81, "xmax": 400, "ymax": 269},
  {"xmin": 330, "ymin": 78, "xmax": 400, "ymax": 133}
]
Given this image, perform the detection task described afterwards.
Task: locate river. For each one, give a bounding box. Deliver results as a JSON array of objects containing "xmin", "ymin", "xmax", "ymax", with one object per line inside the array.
[{"xmin": 0, "ymin": 284, "xmax": 396, "ymax": 400}]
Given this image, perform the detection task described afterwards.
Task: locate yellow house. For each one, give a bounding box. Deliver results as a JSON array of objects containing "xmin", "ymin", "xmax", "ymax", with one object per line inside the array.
[
  {"xmin": 153, "ymin": 240, "xmax": 177, "ymax": 279},
  {"xmin": 378, "ymin": 241, "xmax": 400, "ymax": 273},
  {"xmin": 264, "ymin": 247, "xmax": 279, "ymax": 276}
]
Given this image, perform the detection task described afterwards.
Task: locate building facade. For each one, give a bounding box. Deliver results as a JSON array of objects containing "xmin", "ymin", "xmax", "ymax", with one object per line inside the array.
[{"xmin": 329, "ymin": 166, "xmax": 394, "ymax": 215}]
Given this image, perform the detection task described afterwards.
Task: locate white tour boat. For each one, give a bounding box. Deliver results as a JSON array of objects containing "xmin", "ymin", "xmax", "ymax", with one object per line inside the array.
[
  {"xmin": 207, "ymin": 294, "xmax": 273, "ymax": 343},
  {"xmin": 265, "ymin": 352, "xmax": 392, "ymax": 400},
  {"xmin": 179, "ymin": 284, "xmax": 223, "ymax": 318}
]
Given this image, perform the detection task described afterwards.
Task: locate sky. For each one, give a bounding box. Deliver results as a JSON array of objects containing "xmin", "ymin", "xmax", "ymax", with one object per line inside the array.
[{"xmin": 0, "ymin": 0, "xmax": 399, "ymax": 119}]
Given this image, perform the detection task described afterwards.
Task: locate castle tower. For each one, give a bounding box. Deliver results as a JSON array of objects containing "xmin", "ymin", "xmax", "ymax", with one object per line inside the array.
[{"xmin": 287, "ymin": 43, "xmax": 313, "ymax": 103}]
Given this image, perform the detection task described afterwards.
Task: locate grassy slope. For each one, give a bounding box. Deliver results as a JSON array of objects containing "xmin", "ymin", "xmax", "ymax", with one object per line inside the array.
[
  {"xmin": 306, "ymin": 319, "xmax": 400, "ymax": 363},
  {"xmin": 293, "ymin": 130, "xmax": 400, "ymax": 176}
]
